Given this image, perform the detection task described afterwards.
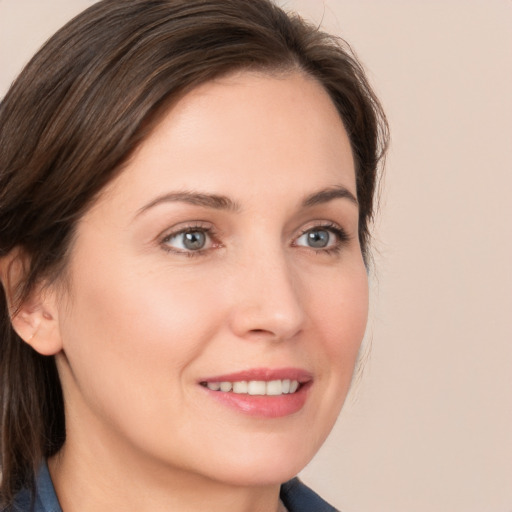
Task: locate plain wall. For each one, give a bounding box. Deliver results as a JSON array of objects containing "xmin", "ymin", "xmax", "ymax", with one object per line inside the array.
[{"xmin": 1, "ymin": 1, "xmax": 511, "ymax": 511}]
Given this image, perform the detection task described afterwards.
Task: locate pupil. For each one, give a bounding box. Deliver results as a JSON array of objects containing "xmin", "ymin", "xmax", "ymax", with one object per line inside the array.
[
  {"xmin": 308, "ymin": 230, "xmax": 329, "ymax": 248},
  {"xmin": 184, "ymin": 231, "xmax": 205, "ymax": 250}
]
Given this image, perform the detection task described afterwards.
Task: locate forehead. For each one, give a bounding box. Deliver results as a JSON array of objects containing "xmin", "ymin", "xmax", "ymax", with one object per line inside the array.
[{"xmin": 95, "ymin": 70, "xmax": 356, "ymax": 213}]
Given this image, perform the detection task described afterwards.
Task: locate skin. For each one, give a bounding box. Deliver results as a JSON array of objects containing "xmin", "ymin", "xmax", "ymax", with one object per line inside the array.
[{"xmin": 12, "ymin": 71, "xmax": 369, "ymax": 511}]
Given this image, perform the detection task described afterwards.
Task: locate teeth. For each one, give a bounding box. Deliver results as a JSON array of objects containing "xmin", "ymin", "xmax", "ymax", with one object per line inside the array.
[
  {"xmin": 219, "ymin": 382, "xmax": 232, "ymax": 392},
  {"xmin": 233, "ymin": 381, "xmax": 248, "ymax": 393},
  {"xmin": 205, "ymin": 379, "xmax": 301, "ymax": 396},
  {"xmin": 266, "ymin": 380, "xmax": 282, "ymax": 396},
  {"xmin": 248, "ymin": 380, "xmax": 266, "ymax": 395}
]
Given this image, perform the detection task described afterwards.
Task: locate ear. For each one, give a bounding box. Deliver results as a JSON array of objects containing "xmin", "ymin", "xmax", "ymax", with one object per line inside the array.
[{"xmin": 0, "ymin": 249, "xmax": 63, "ymax": 356}]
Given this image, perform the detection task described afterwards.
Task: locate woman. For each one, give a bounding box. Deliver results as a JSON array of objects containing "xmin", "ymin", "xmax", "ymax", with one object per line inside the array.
[{"xmin": 0, "ymin": 0, "xmax": 388, "ymax": 510}]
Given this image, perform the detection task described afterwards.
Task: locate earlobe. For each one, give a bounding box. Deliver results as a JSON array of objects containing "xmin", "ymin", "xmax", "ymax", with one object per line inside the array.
[
  {"xmin": 10, "ymin": 298, "xmax": 62, "ymax": 356},
  {"xmin": 0, "ymin": 250, "xmax": 63, "ymax": 356}
]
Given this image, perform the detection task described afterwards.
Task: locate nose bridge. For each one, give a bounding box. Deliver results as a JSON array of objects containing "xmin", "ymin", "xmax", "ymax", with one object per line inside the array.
[{"xmin": 229, "ymin": 241, "xmax": 305, "ymax": 341}]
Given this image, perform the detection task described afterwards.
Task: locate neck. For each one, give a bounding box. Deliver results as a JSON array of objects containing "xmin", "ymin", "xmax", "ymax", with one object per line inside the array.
[{"xmin": 48, "ymin": 434, "xmax": 283, "ymax": 512}]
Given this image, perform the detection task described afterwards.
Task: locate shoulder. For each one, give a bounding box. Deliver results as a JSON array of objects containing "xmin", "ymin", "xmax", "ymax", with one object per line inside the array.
[
  {"xmin": 3, "ymin": 487, "xmax": 32, "ymax": 512},
  {"xmin": 280, "ymin": 478, "xmax": 339, "ymax": 512},
  {"xmin": 5, "ymin": 463, "xmax": 62, "ymax": 512}
]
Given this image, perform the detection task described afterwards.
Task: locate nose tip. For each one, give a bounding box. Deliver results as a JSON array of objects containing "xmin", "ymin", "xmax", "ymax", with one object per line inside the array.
[{"xmin": 228, "ymin": 261, "xmax": 305, "ymax": 342}]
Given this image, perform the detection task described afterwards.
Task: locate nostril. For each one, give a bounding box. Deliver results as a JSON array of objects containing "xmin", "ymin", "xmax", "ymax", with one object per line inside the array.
[{"xmin": 248, "ymin": 328, "xmax": 282, "ymax": 339}]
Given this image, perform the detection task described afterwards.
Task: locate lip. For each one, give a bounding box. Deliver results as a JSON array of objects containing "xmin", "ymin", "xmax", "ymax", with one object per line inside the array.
[
  {"xmin": 199, "ymin": 367, "xmax": 313, "ymax": 418},
  {"xmin": 199, "ymin": 367, "xmax": 312, "ymax": 383}
]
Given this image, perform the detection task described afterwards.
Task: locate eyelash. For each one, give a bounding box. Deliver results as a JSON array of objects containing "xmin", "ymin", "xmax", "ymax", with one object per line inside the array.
[
  {"xmin": 293, "ymin": 222, "xmax": 350, "ymax": 256},
  {"xmin": 160, "ymin": 223, "xmax": 217, "ymax": 258},
  {"xmin": 159, "ymin": 222, "xmax": 350, "ymax": 258}
]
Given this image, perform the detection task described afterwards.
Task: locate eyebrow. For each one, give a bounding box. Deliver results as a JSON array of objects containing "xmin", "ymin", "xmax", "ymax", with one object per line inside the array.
[
  {"xmin": 301, "ymin": 186, "xmax": 358, "ymax": 208},
  {"xmin": 136, "ymin": 191, "xmax": 241, "ymax": 217},
  {"xmin": 136, "ymin": 185, "xmax": 357, "ymax": 218}
]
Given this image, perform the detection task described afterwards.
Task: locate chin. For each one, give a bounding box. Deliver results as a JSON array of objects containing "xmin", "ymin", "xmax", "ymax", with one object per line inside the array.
[
  {"xmin": 206, "ymin": 460, "xmax": 307, "ymax": 488},
  {"xmin": 193, "ymin": 433, "xmax": 324, "ymax": 488}
]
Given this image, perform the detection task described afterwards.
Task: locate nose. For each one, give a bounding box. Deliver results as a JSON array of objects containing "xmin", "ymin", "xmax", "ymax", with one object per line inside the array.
[{"xmin": 227, "ymin": 248, "xmax": 305, "ymax": 342}]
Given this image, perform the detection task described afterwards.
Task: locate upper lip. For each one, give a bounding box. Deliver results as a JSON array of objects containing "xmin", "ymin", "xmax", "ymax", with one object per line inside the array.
[{"xmin": 199, "ymin": 367, "xmax": 312, "ymax": 384}]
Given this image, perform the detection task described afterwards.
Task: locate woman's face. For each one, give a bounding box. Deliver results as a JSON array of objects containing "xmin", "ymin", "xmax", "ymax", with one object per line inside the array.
[{"xmin": 53, "ymin": 71, "xmax": 368, "ymax": 485}]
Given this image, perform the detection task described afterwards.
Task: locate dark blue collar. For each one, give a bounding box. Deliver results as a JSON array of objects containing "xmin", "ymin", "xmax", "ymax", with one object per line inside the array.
[
  {"xmin": 280, "ymin": 477, "xmax": 339, "ymax": 511},
  {"xmin": 10, "ymin": 463, "xmax": 62, "ymax": 512},
  {"xmin": 11, "ymin": 462, "xmax": 337, "ymax": 511}
]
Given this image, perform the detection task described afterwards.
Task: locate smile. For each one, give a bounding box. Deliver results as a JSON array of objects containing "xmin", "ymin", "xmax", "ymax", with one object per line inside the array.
[
  {"xmin": 200, "ymin": 379, "xmax": 300, "ymax": 396},
  {"xmin": 198, "ymin": 368, "xmax": 312, "ymax": 418}
]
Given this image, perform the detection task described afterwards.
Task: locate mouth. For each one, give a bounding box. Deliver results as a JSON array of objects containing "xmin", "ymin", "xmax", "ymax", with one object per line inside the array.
[
  {"xmin": 198, "ymin": 368, "xmax": 312, "ymax": 418},
  {"xmin": 200, "ymin": 378, "xmax": 302, "ymax": 396}
]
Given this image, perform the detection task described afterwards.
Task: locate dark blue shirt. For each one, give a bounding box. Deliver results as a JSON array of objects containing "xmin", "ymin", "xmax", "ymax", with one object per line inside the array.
[{"xmin": 9, "ymin": 462, "xmax": 338, "ymax": 511}]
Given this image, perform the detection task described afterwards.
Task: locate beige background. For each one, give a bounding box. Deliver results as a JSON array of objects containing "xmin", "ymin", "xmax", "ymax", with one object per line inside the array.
[{"xmin": 1, "ymin": 1, "xmax": 511, "ymax": 511}]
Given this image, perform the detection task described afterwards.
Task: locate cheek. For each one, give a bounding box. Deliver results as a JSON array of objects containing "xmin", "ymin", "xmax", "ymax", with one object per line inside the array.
[
  {"xmin": 307, "ymin": 262, "xmax": 369, "ymax": 413},
  {"xmin": 279, "ymin": 261, "xmax": 368, "ymax": 459},
  {"xmin": 57, "ymin": 253, "xmax": 224, "ymax": 423},
  {"xmin": 313, "ymin": 264, "xmax": 369, "ymax": 359}
]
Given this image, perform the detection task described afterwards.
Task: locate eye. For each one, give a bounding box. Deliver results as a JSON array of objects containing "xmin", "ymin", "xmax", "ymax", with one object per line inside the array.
[
  {"xmin": 294, "ymin": 224, "xmax": 348, "ymax": 252},
  {"xmin": 298, "ymin": 229, "xmax": 332, "ymax": 248},
  {"xmin": 162, "ymin": 227, "xmax": 213, "ymax": 253},
  {"xmin": 296, "ymin": 228, "xmax": 334, "ymax": 249}
]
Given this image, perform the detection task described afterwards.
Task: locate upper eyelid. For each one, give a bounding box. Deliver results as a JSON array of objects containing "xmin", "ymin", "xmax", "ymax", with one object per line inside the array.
[
  {"xmin": 160, "ymin": 219, "xmax": 345, "ymax": 233},
  {"xmin": 295, "ymin": 221, "xmax": 349, "ymax": 237},
  {"xmin": 160, "ymin": 221, "xmax": 214, "ymax": 238},
  {"xmin": 297, "ymin": 221, "xmax": 340, "ymax": 232}
]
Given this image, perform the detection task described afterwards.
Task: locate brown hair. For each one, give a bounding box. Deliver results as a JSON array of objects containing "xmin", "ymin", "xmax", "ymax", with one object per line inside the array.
[{"xmin": 0, "ymin": 0, "xmax": 388, "ymax": 505}]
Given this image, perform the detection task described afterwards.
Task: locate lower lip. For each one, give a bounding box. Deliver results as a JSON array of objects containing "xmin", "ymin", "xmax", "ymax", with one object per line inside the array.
[{"xmin": 201, "ymin": 382, "xmax": 311, "ymax": 418}]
